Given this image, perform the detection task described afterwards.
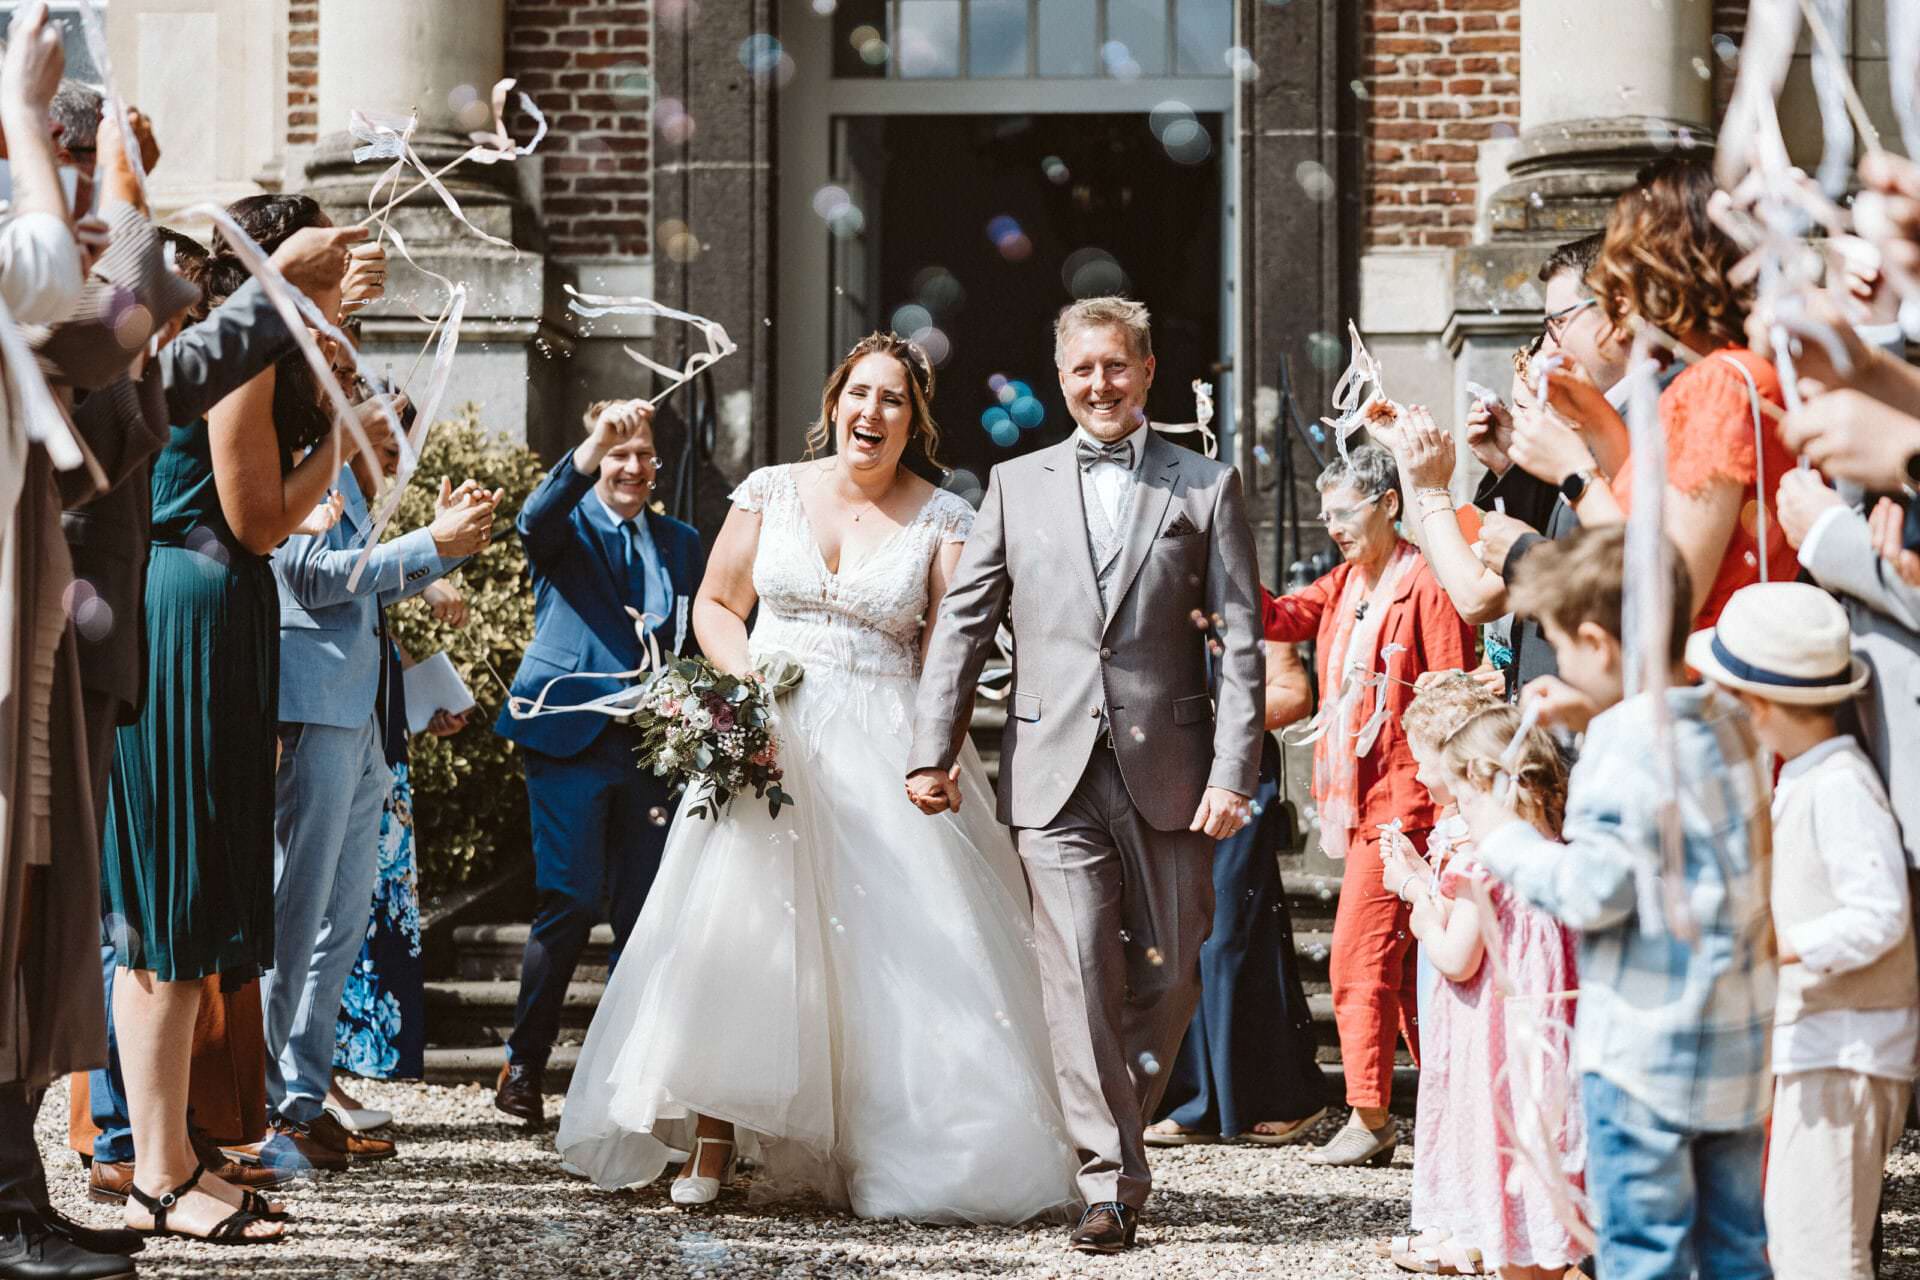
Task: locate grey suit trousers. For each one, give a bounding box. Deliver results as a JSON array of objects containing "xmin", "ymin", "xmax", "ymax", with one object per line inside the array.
[{"xmin": 1015, "ymin": 745, "xmax": 1213, "ymax": 1210}]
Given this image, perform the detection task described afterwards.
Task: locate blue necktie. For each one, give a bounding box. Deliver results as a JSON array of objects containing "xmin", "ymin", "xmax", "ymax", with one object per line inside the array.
[{"xmin": 622, "ymin": 520, "xmax": 667, "ymax": 632}]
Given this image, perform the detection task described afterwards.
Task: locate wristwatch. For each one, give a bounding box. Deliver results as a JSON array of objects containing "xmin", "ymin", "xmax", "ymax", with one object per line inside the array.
[{"xmin": 1559, "ymin": 468, "xmax": 1596, "ymax": 505}]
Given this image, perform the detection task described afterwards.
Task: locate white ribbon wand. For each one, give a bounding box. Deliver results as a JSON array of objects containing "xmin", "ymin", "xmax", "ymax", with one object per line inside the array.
[
  {"xmin": 353, "ymin": 78, "xmax": 548, "ymax": 247},
  {"xmin": 1320, "ymin": 320, "xmax": 1398, "ymax": 463},
  {"xmin": 74, "ymin": 0, "xmax": 147, "ymax": 207},
  {"xmin": 503, "ymin": 608, "xmax": 669, "ymax": 721},
  {"xmin": 1156, "ymin": 379, "xmax": 1219, "ymax": 459},
  {"xmin": 177, "ymin": 203, "xmax": 399, "ymax": 508},
  {"xmin": 565, "ymin": 284, "xmax": 739, "ymax": 407}
]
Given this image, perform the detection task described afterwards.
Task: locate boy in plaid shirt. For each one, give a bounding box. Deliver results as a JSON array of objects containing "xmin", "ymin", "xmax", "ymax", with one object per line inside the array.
[{"xmin": 1453, "ymin": 527, "xmax": 1775, "ymax": 1280}]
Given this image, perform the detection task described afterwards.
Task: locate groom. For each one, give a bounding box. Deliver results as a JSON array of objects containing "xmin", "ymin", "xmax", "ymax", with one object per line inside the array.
[{"xmin": 908, "ymin": 297, "xmax": 1265, "ymax": 1253}]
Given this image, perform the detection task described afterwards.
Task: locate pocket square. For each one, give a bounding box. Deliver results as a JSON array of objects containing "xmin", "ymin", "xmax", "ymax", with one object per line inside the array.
[{"xmin": 1161, "ymin": 513, "xmax": 1201, "ymax": 539}]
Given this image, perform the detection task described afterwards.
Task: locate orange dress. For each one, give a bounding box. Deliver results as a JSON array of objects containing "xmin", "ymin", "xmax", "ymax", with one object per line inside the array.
[{"xmin": 1610, "ymin": 346, "xmax": 1796, "ymax": 629}]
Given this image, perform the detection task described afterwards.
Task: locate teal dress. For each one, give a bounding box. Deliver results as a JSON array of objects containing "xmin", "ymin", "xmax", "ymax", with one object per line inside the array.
[{"xmin": 102, "ymin": 419, "xmax": 282, "ymax": 981}]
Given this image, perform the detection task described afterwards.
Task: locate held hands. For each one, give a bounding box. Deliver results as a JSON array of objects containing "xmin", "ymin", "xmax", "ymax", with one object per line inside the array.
[
  {"xmin": 1395, "ymin": 405, "xmax": 1456, "ymax": 491},
  {"xmin": 1190, "ymin": 786, "xmax": 1251, "ymax": 840},
  {"xmin": 422, "ymin": 578, "xmax": 470, "ymax": 628},
  {"xmin": 429, "ymin": 476, "xmax": 502, "ymax": 559},
  {"xmin": 339, "ymin": 241, "xmax": 387, "ymax": 317},
  {"xmin": 1464, "ymin": 394, "xmax": 1515, "ymax": 476},
  {"xmin": 1774, "ymin": 468, "xmax": 1846, "ymax": 551},
  {"xmin": 1779, "ymin": 387, "xmax": 1920, "ymax": 489},
  {"xmin": 2, "ymin": 3, "xmax": 64, "ymax": 121},
  {"xmin": 1867, "ymin": 497, "xmax": 1920, "ymax": 588},
  {"xmin": 295, "ymin": 491, "xmax": 346, "ymax": 537},
  {"xmin": 906, "ymin": 764, "xmax": 963, "ymax": 815},
  {"xmin": 1509, "ymin": 398, "xmax": 1597, "ymax": 487},
  {"xmin": 1475, "ymin": 510, "xmax": 1539, "ymax": 574},
  {"xmin": 272, "ymin": 225, "xmax": 372, "ymax": 306}
]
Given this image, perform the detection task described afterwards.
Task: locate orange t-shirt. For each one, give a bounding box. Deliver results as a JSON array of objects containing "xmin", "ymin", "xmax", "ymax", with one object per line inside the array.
[{"xmin": 1609, "ymin": 345, "xmax": 1797, "ymax": 629}]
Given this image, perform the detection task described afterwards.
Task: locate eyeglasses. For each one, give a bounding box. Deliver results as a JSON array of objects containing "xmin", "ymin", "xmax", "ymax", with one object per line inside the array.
[
  {"xmin": 1543, "ymin": 297, "xmax": 1597, "ymax": 340},
  {"xmin": 1316, "ymin": 493, "xmax": 1383, "ymax": 527}
]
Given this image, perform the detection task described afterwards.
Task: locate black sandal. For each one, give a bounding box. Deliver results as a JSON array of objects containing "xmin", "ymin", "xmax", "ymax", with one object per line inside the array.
[
  {"xmin": 237, "ymin": 1188, "xmax": 290, "ymax": 1222},
  {"xmin": 126, "ymin": 1162, "xmax": 281, "ymax": 1245}
]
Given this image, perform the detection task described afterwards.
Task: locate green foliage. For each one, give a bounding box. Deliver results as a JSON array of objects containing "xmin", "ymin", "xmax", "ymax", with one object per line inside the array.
[{"xmin": 383, "ymin": 408, "xmax": 548, "ymax": 893}]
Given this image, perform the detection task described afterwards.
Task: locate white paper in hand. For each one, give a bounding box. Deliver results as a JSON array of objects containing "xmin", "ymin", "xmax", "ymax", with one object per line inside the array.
[{"xmin": 403, "ymin": 651, "xmax": 476, "ymax": 736}]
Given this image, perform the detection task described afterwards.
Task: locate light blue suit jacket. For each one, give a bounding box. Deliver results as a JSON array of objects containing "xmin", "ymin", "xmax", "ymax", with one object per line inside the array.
[{"xmin": 272, "ymin": 467, "xmax": 465, "ymax": 730}]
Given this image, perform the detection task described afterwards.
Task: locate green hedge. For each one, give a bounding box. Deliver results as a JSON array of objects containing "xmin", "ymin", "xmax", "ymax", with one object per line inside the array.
[{"xmin": 384, "ymin": 409, "xmax": 547, "ymax": 892}]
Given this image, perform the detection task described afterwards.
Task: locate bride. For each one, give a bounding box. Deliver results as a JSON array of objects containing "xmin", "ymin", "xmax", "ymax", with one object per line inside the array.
[{"xmin": 557, "ymin": 333, "xmax": 1079, "ymax": 1222}]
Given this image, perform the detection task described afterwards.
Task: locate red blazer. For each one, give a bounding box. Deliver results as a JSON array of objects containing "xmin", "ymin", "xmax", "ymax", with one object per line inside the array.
[{"xmin": 1262, "ymin": 553, "xmax": 1475, "ymax": 836}]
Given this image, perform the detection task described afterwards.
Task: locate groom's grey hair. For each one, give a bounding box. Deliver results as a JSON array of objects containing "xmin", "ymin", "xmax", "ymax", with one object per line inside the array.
[{"xmin": 1054, "ymin": 296, "xmax": 1152, "ymax": 367}]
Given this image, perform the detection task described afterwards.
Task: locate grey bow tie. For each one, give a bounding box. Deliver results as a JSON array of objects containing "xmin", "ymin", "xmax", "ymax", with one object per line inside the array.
[{"xmin": 1077, "ymin": 438, "xmax": 1134, "ymax": 471}]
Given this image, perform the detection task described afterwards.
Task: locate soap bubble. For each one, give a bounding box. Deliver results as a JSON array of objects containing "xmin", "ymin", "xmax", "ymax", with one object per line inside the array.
[
  {"xmin": 1062, "ymin": 247, "xmax": 1128, "ymax": 297},
  {"xmin": 1294, "ymin": 160, "xmax": 1334, "ymax": 202},
  {"xmin": 891, "ymin": 303, "xmax": 933, "ymax": 336},
  {"xmin": 738, "ymin": 33, "xmax": 784, "ymax": 77},
  {"xmin": 1042, "ymin": 155, "xmax": 1071, "ymax": 184},
  {"xmin": 1138, "ymin": 1052, "xmax": 1161, "ymax": 1076},
  {"xmin": 649, "ymin": 807, "xmax": 669, "ymax": 826}
]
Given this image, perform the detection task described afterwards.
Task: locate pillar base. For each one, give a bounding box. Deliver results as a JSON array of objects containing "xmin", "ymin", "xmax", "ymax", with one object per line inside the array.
[
  {"xmin": 1486, "ymin": 115, "xmax": 1714, "ymax": 239},
  {"xmin": 300, "ymin": 130, "xmax": 562, "ymax": 448}
]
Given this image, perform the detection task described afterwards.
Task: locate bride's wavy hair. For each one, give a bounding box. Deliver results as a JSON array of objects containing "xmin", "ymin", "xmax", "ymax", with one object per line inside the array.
[{"xmin": 806, "ymin": 332, "xmax": 947, "ymax": 478}]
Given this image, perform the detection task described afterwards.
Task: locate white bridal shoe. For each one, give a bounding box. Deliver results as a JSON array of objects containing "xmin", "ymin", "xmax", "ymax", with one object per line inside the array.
[{"xmin": 669, "ymin": 1137, "xmax": 736, "ymax": 1206}]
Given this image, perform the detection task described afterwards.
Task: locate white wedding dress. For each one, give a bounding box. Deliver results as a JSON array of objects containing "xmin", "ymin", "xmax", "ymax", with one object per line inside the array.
[{"xmin": 556, "ymin": 464, "xmax": 1079, "ymax": 1223}]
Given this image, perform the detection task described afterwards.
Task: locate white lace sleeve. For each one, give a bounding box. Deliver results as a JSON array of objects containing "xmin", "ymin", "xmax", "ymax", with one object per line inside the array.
[
  {"xmin": 728, "ymin": 466, "xmax": 777, "ymax": 514},
  {"xmin": 934, "ymin": 490, "xmax": 975, "ymax": 544}
]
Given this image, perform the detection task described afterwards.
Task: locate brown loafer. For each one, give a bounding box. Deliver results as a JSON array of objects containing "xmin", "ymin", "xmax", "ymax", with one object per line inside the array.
[
  {"xmin": 87, "ymin": 1159, "xmax": 137, "ymax": 1206},
  {"xmin": 190, "ymin": 1125, "xmax": 297, "ymax": 1190},
  {"xmin": 494, "ymin": 1060, "xmax": 545, "ymax": 1127},
  {"xmin": 298, "ymin": 1110, "xmax": 397, "ymax": 1163},
  {"xmin": 1068, "ymin": 1201, "xmax": 1139, "ymax": 1254}
]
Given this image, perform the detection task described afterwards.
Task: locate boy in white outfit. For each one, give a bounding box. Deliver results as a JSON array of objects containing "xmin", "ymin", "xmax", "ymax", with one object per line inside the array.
[{"xmin": 1692, "ymin": 582, "xmax": 1917, "ymax": 1280}]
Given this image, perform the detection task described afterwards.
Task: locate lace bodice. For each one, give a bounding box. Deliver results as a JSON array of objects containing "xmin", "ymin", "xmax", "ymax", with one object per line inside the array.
[{"xmin": 729, "ymin": 464, "xmax": 975, "ymax": 679}]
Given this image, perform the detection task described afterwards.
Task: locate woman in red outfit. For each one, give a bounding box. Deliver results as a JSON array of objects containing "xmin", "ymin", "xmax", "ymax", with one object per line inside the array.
[
  {"xmin": 1509, "ymin": 157, "xmax": 1794, "ymax": 629},
  {"xmin": 1262, "ymin": 442, "xmax": 1474, "ymax": 1167}
]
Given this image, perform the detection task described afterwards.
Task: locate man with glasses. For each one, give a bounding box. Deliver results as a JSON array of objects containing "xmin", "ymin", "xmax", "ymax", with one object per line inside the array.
[
  {"xmin": 1469, "ymin": 233, "xmax": 1633, "ymax": 691},
  {"xmin": 491, "ymin": 399, "xmax": 706, "ymax": 1126}
]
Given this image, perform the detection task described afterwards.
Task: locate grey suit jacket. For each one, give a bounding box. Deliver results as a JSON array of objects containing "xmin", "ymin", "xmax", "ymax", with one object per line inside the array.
[
  {"xmin": 909, "ymin": 430, "xmax": 1266, "ymax": 832},
  {"xmin": 1800, "ymin": 494, "xmax": 1920, "ymax": 865},
  {"xmin": 60, "ymin": 274, "xmax": 293, "ymax": 714}
]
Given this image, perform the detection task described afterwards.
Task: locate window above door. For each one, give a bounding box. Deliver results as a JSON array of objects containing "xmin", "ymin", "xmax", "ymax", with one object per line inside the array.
[{"xmin": 831, "ymin": 0, "xmax": 1232, "ymax": 81}]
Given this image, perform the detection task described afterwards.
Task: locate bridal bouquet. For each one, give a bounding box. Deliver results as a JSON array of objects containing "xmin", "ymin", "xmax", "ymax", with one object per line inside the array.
[{"xmin": 630, "ymin": 655, "xmax": 801, "ymax": 820}]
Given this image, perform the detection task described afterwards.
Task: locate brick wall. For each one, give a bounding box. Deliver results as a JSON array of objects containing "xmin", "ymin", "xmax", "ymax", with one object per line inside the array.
[
  {"xmin": 505, "ymin": 0, "xmax": 652, "ymax": 259},
  {"xmin": 287, "ymin": 0, "xmax": 318, "ymax": 147},
  {"xmin": 1363, "ymin": 0, "xmax": 1522, "ymax": 249}
]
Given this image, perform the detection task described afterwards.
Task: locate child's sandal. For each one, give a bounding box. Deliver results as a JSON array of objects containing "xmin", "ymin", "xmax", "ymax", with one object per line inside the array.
[
  {"xmin": 1390, "ymin": 1239, "xmax": 1487, "ymax": 1275},
  {"xmin": 127, "ymin": 1161, "xmax": 282, "ymax": 1245}
]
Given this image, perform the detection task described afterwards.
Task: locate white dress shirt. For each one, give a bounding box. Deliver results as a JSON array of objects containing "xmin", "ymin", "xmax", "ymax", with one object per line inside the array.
[
  {"xmin": 1074, "ymin": 421, "xmax": 1149, "ymax": 533},
  {"xmin": 1772, "ymin": 736, "xmax": 1920, "ymax": 1081}
]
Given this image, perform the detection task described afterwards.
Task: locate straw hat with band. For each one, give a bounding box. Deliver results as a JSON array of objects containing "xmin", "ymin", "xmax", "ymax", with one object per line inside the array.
[{"xmin": 1686, "ymin": 582, "xmax": 1870, "ymax": 706}]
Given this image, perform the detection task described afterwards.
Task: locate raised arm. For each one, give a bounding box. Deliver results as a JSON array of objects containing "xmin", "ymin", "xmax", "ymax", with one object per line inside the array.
[
  {"xmin": 273, "ymin": 475, "xmax": 476, "ymax": 610},
  {"xmin": 1396, "ymin": 405, "xmax": 1509, "ymax": 625},
  {"xmin": 207, "ymin": 365, "xmax": 363, "ymax": 556}
]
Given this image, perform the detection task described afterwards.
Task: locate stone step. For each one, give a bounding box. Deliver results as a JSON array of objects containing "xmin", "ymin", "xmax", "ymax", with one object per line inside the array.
[
  {"xmin": 452, "ymin": 923, "xmax": 615, "ymax": 982},
  {"xmin": 423, "ymin": 979, "xmax": 603, "ymax": 1048}
]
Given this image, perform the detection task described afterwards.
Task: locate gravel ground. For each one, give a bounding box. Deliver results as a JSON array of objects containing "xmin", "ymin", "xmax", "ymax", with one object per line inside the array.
[{"xmin": 31, "ymin": 1076, "xmax": 1920, "ymax": 1277}]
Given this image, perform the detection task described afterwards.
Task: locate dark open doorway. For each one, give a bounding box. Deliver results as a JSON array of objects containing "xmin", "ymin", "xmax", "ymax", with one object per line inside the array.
[{"xmin": 836, "ymin": 112, "xmax": 1224, "ymax": 489}]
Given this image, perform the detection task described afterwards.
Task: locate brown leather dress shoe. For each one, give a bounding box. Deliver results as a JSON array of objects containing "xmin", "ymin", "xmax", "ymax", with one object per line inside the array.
[
  {"xmin": 300, "ymin": 1111, "xmax": 396, "ymax": 1162},
  {"xmin": 190, "ymin": 1126, "xmax": 296, "ymax": 1190},
  {"xmin": 494, "ymin": 1061, "xmax": 545, "ymax": 1126},
  {"xmin": 1068, "ymin": 1201, "xmax": 1139, "ymax": 1254},
  {"xmin": 85, "ymin": 1161, "xmax": 136, "ymax": 1207},
  {"xmin": 259, "ymin": 1111, "xmax": 394, "ymax": 1174}
]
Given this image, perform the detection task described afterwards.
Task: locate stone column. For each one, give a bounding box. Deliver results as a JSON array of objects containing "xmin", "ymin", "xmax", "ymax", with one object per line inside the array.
[
  {"xmin": 1446, "ymin": 0, "xmax": 1714, "ymax": 460},
  {"xmin": 300, "ymin": 0, "xmax": 552, "ymax": 446},
  {"xmin": 1486, "ymin": 0, "xmax": 1715, "ymax": 236}
]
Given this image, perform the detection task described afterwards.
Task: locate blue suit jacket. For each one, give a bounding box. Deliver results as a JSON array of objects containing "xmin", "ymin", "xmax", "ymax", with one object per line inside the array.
[
  {"xmin": 272, "ymin": 468, "xmax": 465, "ymax": 729},
  {"xmin": 494, "ymin": 456, "xmax": 707, "ymax": 760}
]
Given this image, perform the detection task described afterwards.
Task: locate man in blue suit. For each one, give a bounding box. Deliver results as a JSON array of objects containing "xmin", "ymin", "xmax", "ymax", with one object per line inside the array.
[
  {"xmin": 265, "ymin": 405, "xmax": 497, "ymax": 1167},
  {"xmin": 492, "ymin": 399, "xmax": 706, "ymax": 1124}
]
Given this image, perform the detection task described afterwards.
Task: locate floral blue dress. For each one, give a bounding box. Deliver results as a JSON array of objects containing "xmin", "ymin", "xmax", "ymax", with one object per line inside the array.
[{"xmin": 334, "ymin": 642, "xmax": 426, "ymax": 1079}]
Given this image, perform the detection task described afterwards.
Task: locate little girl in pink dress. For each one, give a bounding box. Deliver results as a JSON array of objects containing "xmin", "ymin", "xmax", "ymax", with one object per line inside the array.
[{"xmin": 1384, "ymin": 702, "xmax": 1585, "ymax": 1279}]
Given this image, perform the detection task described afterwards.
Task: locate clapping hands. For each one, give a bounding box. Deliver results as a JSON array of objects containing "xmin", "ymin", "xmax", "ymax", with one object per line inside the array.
[{"xmin": 429, "ymin": 477, "xmax": 504, "ymax": 559}]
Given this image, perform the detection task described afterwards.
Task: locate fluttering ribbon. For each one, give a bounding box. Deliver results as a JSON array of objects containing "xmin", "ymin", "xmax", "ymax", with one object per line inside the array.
[
  {"xmin": 353, "ymin": 79, "xmax": 549, "ymax": 250},
  {"xmin": 1320, "ymin": 320, "xmax": 1398, "ymax": 463},
  {"xmin": 503, "ymin": 608, "xmax": 669, "ymax": 721},
  {"xmin": 1619, "ymin": 337, "xmax": 1697, "ymax": 944},
  {"xmin": 1156, "ymin": 379, "xmax": 1219, "ymax": 459},
  {"xmin": 346, "ymin": 283, "xmax": 469, "ymax": 592},
  {"xmin": 176, "ymin": 202, "xmax": 401, "ymax": 507},
  {"xmin": 565, "ymin": 284, "xmax": 739, "ymax": 407},
  {"xmin": 74, "ymin": 0, "xmax": 147, "ymax": 207}
]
